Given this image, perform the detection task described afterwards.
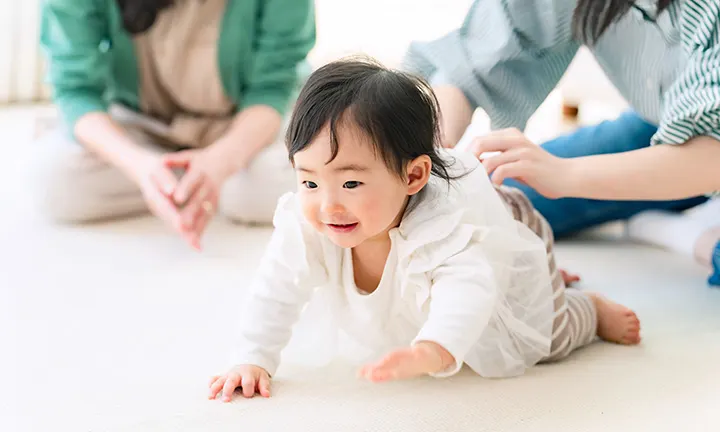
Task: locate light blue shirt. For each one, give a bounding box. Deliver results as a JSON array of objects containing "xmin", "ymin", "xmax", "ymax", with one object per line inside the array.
[{"xmin": 403, "ymin": 0, "xmax": 720, "ymax": 146}]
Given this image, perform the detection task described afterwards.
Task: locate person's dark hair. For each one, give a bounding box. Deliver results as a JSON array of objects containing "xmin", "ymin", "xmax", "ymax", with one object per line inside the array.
[
  {"xmin": 116, "ymin": 0, "xmax": 174, "ymax": 35},
  {"xmin": 572, "ymin": 0, "xmax": 673, "ymax": 45},
  {"xmin": 286, "ymin": 57, "xmax": 456, "ymax": 183}
]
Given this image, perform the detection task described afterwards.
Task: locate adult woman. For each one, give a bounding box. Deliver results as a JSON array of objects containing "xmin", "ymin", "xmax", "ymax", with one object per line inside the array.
[
  {"xmin": 36, "ymin": 0, "xmax": 315, "ymax": 249},
  {"xmin": 403, "ymin": 0, "xmax": 720, "ymax": 284}
]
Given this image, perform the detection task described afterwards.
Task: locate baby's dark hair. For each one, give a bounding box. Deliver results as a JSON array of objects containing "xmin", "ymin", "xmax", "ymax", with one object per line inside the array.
[{"xmin": 286, "ymin": 57, "xmax": 455, "ymax": 183}]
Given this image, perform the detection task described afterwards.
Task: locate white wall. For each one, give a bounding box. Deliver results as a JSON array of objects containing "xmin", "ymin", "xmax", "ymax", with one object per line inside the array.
[
  {"xmin": 0, "ymin": 0, "xmax": 47, "ymax": 104},
  {"xmin": 309, "ymin": 0, "xmax": 474, "ymax": 66},
  {"xmin": 0, "ymin": 0, "xmax": 621, "ymax": 111},
  {"xmin": 0, "ymin": 0, "xmax": 474, "ymax": 104}
]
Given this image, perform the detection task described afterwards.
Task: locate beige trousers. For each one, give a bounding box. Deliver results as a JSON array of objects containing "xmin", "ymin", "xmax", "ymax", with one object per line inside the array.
[{"xmin": 31, "ymin": 106, "xmax": 296, "ymax": 225}]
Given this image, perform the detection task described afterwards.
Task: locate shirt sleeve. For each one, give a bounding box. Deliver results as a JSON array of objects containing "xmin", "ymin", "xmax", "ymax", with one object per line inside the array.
[
  {"xmin": 241, "ymin": 0, "xmax": 316, "ymax": 116},
  {"xmin": 40, "ymin": 0, "xmax": 110, "ymax": 133},
  {"xmin": 233, "ymin": 195, "xmax": 327, "ymax": 376},
  {"xmin": 412, "ymin": 241, "xmax": 498, "ymax": 378},
  {"xmin": 652, "ymin": 0, "xmax": 720, "ymax": 145},
  {"xmin": 402, "ymin": 0, "xmax": 580, "ymax": 130}
]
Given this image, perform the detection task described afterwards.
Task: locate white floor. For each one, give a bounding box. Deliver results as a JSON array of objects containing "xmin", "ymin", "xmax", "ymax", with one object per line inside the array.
[{"xmin": 3, "ymin": 104, "xmax": 720, "ymax": 432}]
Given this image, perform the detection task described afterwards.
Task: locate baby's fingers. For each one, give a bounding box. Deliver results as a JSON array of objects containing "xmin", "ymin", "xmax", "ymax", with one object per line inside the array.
[
  {"xmin": 208, "ymin": 375, "xmax": 221, "ymax": 387},
  {"xmin": 208, "ymin": 376, "xmax": 226, "ymax": 400},
  {"xmin": 258, "ymin": 373, "xmax": 271, "ymax": 398},
  {"xmin": 241, "ymin": 374, "xmax": 257, "ymax": 398},
  {"xmin": 358, "ymin": 364, "xmax": 373, "ymax": 379},
  {"xmin": 221, "ymin": 374, "xmax": 242, "ymax": 402}
]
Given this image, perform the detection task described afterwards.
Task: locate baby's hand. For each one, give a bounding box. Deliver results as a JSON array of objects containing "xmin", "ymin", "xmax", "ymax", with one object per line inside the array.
[
  {"xmin": 208, "ymin": 365, "xmax": 271, "ymax": 402},
  {"xmin": 358, "ymin": 342, "xmax": 455, "ymax": 383}
]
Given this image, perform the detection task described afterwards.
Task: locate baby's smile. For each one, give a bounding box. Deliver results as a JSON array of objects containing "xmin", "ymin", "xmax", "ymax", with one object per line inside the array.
[{"xmin": 325, "ymin": 222, "xmax": 359, "ymax": 234}]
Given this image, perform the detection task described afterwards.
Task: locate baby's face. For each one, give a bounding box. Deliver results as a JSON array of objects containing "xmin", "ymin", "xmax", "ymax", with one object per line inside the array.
[{"xmin": 292, "ymin": 124, "xmax": 411, "ymax": 249}]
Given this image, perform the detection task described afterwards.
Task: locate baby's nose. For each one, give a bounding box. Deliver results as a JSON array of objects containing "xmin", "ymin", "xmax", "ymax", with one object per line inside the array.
[{"xmin": 321, "ymin": 195, "xmax": 345, "ymax": 215}]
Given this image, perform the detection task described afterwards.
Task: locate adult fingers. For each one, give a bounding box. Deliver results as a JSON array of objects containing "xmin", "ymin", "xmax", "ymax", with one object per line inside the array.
[
  {"xmin": 491, "ymin": 162, "xmax": 527, "ymax": 186},
  {"xmin": 174, "ymin": 169, "xmax": 206, "ymax": 207},
  {"xmin": 470, "ymin": 131, "xmax": 527, "ymax": 156},
  {"xmin": 186, "ymin": 195, "xmax": 215, "ymax": 250},
  {"xmin": 481, "ymin": 148, "xmax": 531, "ymax": 175},
  {"xmin": 146, "ymin": 186, "xmax": 183, "ymax": 232},
  {"xmin": 179, "ymin": 182, "xmax": 213, "ymax": 229},
  {"xmin": 151, "ymin": 165, "xmax": 180, "ymax": 197},
  {"xmin": 162, "ymin": 150, "xmax": 194, "ymax": 169}
]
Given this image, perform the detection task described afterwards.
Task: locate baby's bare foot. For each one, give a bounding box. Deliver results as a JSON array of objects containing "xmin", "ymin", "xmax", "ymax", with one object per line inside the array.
[
  {"xmin": 559, "ymin": 269, "xmax": 581, "ymax": 286},
  {"xmin": 587, "ymin": 292, "xmax": 641, "ymax": 345}
]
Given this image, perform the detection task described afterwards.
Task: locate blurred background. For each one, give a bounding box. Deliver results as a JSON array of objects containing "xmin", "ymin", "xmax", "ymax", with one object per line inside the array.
[
  {"xmin": 2, "ymin": 2, "xmax": 674, "ymax": 432},
  {"xmin": 0, "ymin": 0, "xmax": 627, "ymax": 130}
]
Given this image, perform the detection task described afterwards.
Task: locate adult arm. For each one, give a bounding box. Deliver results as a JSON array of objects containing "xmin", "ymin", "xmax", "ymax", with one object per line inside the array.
[
  {"xmin": 40, "ymin": 0, "xmax": 154, "ymax": 181},
  {"xmin": 477, "ymin": 0, "xmax": 720, "ymax": 199},
  {"xmin": 403, "ymin": 0, "xmax": 580, "ymax": 147}
]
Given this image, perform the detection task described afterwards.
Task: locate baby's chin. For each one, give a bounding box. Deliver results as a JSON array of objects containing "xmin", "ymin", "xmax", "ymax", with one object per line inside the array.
[
  {"xmin": 318, "ymin": 225, "xmax": 368, "ymax": 249},
  {"xmin": 323, "ymin": 228, "xmax": 394, "ymax": 250},
  {"xmin": 324, "ymin": 232, "xmax": 364, "ymax": 249}
]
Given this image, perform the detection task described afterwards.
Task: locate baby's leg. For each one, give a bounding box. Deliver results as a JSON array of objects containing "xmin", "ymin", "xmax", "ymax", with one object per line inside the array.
[{"xmin": 494, "ymin": 186, "xmax": 641, "ymax": 362}]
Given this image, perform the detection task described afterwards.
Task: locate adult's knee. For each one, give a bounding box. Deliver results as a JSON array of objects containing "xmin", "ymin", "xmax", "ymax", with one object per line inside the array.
[
  {"xmin": 219, "ymin": 146, "xmax": 296, "ymax": 225},
  {"xmin": 29, "ymin": 132, "xmax": 104, "ymax": 223},
  {"xmin": 220, "ymin": 172, "xmax": 290, "ymax": 225}
]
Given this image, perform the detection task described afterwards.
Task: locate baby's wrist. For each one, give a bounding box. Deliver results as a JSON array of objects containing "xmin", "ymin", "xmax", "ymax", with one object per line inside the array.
[{"xmin": 415, "ymin": 341, "xmax": 456, "ymax": 373}]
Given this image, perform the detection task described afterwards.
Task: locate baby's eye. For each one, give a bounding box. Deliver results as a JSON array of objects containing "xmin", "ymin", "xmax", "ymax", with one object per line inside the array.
[
  {"xmin": 303, "ymin": 181, "xmax": 318, "ymax": 189},
  {"xmin": 343, "ymin": 181, "xmax": 362, "ymax": 189}
]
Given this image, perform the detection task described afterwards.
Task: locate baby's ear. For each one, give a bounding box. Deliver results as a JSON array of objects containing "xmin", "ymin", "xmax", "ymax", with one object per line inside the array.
[{"xmin": 406, "ymin": 155, "xmax": 432, "ymax": 196}]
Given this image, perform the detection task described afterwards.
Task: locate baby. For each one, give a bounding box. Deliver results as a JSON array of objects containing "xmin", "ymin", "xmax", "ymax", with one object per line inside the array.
[{"xmin": 208, "ymin": 58, "xmax": 641, "ymax": 401}]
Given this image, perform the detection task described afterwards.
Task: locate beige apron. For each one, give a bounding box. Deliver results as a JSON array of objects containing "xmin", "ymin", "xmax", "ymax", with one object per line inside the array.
[
  {"xmin": 133, "ymin": 0, "xmax": 235, "ymax": 149},
  {"xmin": 34, "ymin": 0, "xmax": 297, "ymax": 225}
]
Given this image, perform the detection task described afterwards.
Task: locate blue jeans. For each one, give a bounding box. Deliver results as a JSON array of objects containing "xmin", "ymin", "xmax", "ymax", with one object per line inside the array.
[
  {"xmin": 505, "ymin": 112, "xmax": 708, "ymax": 238},
  {"xmin": 710, "ymin": 240, "xmax": 720, "ymax": 286}
]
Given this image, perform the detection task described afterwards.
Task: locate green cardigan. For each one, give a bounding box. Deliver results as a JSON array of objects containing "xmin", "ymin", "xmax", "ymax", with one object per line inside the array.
[{"xmin": 39, "ymin": 0, "xmax": 316, "ymax": 131}]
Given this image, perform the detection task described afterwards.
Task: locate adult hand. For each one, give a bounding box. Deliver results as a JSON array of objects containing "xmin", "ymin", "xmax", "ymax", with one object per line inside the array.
[
  {"xmin": 133, "ymin": 154, "xmax": 184, "ymax": 234},
  {"xmin": 163, "ymin": 148, "xmax": 235, "ymax": 250},
  {"xmin": 470, "ymin": 128, "xmax": 573, "ymax": 199}
]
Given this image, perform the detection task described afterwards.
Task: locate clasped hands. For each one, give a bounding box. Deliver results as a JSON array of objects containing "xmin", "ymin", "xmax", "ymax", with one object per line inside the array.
[{"xmin": 135, "ymin": 146, "xmax": 233, "ymax": 250}]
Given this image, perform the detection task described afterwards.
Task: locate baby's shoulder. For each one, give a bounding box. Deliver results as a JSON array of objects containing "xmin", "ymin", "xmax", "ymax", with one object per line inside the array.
[{"xmin": 395, "ymin": 201, "xmax": 485, "ymax": 277}]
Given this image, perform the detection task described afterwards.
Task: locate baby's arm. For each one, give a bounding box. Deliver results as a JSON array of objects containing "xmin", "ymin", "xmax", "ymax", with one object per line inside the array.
[
  {"xmin": 360, "ymin": 242, "xmax": 496, "ymax": 382},
  {"xmin": 210, "ymin": 211, "xmax": 325, "ymax": 400}
]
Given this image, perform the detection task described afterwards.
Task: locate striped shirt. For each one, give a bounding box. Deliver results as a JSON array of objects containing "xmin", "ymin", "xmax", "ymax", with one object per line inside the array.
[{"xmin": 402, "ymin": 0, "xmax": 720, "ymax": 146}]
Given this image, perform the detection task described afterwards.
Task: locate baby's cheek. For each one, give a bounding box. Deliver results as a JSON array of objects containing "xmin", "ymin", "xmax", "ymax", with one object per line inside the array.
[
  {"xmin": 359, "ymin": 199, "xmax": 391, "ymax": 226},
  {"xmin": 300, "ymin": 203, "xmax": 320, "ymax": 228}
]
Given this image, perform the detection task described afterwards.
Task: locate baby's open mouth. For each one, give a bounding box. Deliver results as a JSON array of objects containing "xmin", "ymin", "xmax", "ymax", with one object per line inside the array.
[{"xmin": 327, "ymin": 223, "xmax": 358, "ymax": 233}]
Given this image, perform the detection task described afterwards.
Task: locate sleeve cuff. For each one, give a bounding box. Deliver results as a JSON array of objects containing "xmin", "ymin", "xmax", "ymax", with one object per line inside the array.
[
  {"xmin": 428, "ymin": 360, "xmax": 463, "ymax": 378},
  {"xmin": 241, "ymin": 87, "xmax": 295, "ymax": 117},
  {"xmin": 55, "ymin": 92, "xmax": 108, "ymax": 135},
  {"xmin": 651, "ymin": 124, "xmax": 720, "ymax": 146},
  {"xmin": 411, "ymin": 334, "xmax": 468, "ymax": 379},
  {"xmin": 233, "ymin": 352, "xmax": 279, "ymax": 377}
]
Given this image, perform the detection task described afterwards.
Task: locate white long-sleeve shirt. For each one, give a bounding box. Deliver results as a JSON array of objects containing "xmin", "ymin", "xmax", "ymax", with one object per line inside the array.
[{"xmin": 234, "ymin": 151, "xmax": 556, "ymax": 378}]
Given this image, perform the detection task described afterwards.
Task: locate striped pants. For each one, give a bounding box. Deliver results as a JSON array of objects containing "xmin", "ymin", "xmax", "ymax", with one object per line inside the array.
[{"xmin": 495, "ymin": 186, "xmax": 598, "ymax": 362}]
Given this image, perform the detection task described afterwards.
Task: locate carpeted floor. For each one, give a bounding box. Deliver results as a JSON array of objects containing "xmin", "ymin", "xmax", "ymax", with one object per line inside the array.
[{"xmin": 3, "ymin": 105, "xmax": 719, "ymax": 432}]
